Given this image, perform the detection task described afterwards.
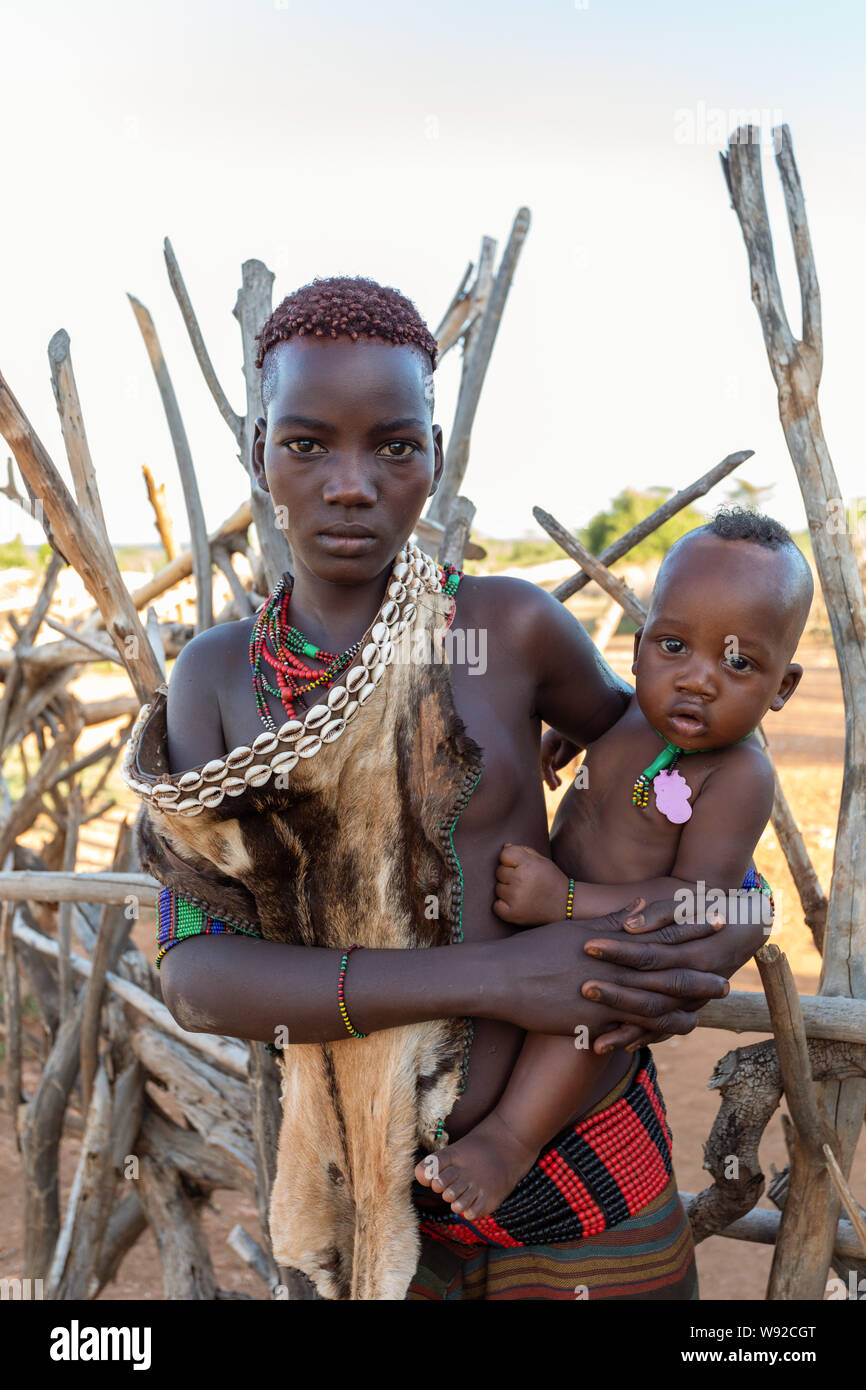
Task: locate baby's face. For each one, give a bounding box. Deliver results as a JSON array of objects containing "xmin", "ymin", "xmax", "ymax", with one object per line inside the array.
[{"xmin": 632, "ymin": 535, "xmax": 803, "ymax": 750}]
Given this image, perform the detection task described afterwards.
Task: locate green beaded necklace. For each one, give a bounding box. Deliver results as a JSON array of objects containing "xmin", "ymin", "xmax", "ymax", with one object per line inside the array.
[{"xmin": 632, "ymin": 726, "xmax": 756, "ymax": 808}]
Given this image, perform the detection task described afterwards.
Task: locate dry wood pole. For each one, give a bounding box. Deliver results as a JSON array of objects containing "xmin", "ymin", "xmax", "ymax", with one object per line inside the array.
[
  {"xmin": 426, "ymin": 208, "xmax": 531, "ymax": 527},
  {"xmin": 127, "ymin": 300, "xmax": 213, "ymax": 634},
  {"xmin": 722, "ymin": 122, "xmax": 866, "ymax": 1301},
  {"xmin": 163, "ymin": 240, "xmax": 293, "ymax": 591},
  {"xmin": 141, "ymin": 463, "xmax": 178, "ymax": 560}
]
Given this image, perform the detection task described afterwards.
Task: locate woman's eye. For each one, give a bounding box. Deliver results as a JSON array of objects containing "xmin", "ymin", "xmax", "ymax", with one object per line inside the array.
[
  {"xmin": 659, "ymin": 638, "xmax": 685, "ymax": 654},
  {"xmin": 286, "ymin": 439, "xmax": 325, "ymax": 455},
  {"xmin": 378, "ymin": 441, "xmax": 417, "ymax": 459}
]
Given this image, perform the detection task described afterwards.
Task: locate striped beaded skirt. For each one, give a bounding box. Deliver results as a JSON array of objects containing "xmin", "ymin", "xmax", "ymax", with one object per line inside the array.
[{"xmin": 408, "ymin": 1047, "xmax": 697, "ymax": 1300}]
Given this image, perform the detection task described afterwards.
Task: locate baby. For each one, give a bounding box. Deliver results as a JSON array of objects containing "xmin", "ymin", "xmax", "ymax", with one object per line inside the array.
[{"xmin": 415, "ymin": 508, "xmax": 813, "ymax": 1221}]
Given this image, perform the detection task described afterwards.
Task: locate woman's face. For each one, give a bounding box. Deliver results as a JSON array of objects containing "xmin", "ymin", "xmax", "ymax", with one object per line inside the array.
[{"xmin": 252, "ymin": 336, "xmax": 442, "ymax": 586}]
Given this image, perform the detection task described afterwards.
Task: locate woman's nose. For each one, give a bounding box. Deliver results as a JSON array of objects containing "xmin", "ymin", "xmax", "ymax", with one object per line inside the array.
[{"xmin": 322, "ymin": 459, "xmax": 377, "ymax": 506}]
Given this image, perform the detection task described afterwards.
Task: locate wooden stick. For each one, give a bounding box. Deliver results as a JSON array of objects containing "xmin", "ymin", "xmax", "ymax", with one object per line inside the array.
[
  {"xmin": 0, "ymin": 549, "xmax": 65, "ymax": 752},
  {"xmin": 678, "ymin": 1193, "xmax": 865, "ymax": 1259},
  {"xmin": 698, "ymin": 990, "xmax": 866, "ymax": 1042},
  {"xmin": 47, "ymin": 330, "xmax": 109, "ymax": 538},
  {"xmin": 141, "ymin": 462, "xmax": 177, "ymax": 559},
  {"xmin": 128, "ymin": 294, "xmax": 213, "ymax": 634},
  {"xmin": 81, "ymin": 499, "xmax": 252, "ymax": 628},
  {"xmin": 724, "ymin": 121, "xmax": 866, "ymax": 1300},
  {"xmin": 227, "ymin": 1224, "xmax": 276, "ymax": 1290},
  {"xmin": 551, "ymin": 451, "xmax": 755, "ymax": 602},
  {"xmin": 1, "ymin": 902, "xmax": 22, "ymax": 1129},
  {"xmin": 232, "ymin": 259, "xmax": 294, "ymax": 589},
  {"xmin": 756, "ymin": 944, "xmax": 832, "ymax": 1167},
  {"xmin": 21, "ymin": 996, "xmax": 85, "ymax": 1279},
  {"xmin": 164, "ymin": 237, "xmax": 243, "ymax": 441},
  {"xmin": 534, "ymin": 508, "xmax": 646, "ymax": 624},
  {"xmin": 822, "ymin": 1144, "xmax": 866, "ymax": 1257},
  {"xmin": 0, "ymin": 870, "xmax": 158, "ymax": 905},
  {"xmin": 129, "ymin": 1026, "xmax": 255, "ymax": 1174},
  {"xmin": 47, "ymin": 1058, "xmax": 115, "ymax": 1299},
  {"xmin": 57, "ymin": 786, "xmax": 82, "ymax": 1024},
  {"xmin": 0, "ymin": 364, "xmax": 164, "ymax": 701},
  {"xmin": 438, "ymin": 496, "xmax": 476, "ymax": 570},
  {"xmin": 138, "ymin": 1154, "xmax": 217, "ymax": 1300},
  {"xmin": 213, "ymin": 544, "xmax": 254, "ymax": 616},
  {"xmin": 81, "ymin": 821, "xmax": 133, "ymax": 1114},
  {"xmin": 12, "ymin": 916, "xmax": 248, "ymax": 1075},
  {"xmin": 428, "ymin": 208, "xmax": 531, "ymax": 524}
]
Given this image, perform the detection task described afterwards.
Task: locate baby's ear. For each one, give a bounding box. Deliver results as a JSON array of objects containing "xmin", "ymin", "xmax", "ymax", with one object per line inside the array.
[
  {"xmin": 631, "ymin": 627, "xmax": 644, "ymax": 674},
  {"xmin": 769, "ymin": 662, "xmax": 803, "ymax": 711}
]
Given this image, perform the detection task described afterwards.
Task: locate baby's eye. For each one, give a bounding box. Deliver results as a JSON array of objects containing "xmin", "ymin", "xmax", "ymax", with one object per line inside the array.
[
  {"xmin": 659, "ymin": 638, "xmax": 686, "ymax": 654},
  {"xmin": 723, "ymin": 654, "xmax": 753, "ymax": 672},
  {"xmin": 378, "ymin": 441, "xmax": 417, "ymax": 459},
  {"xmin": 285, "ymin": 439, "xmax": 326, "ymax": 455}
]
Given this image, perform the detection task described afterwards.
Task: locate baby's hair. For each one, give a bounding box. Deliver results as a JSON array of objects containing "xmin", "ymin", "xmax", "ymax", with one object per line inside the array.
[
  {"xmin": 255, "ymin": 275, "xmax": 438, "ymax": 413},
  {"xmin": 707, "ymin": 506, "xmax": 795, "ymax": 548}
]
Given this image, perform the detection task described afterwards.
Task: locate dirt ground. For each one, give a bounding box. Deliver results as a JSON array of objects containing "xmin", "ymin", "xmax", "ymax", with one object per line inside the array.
[{"xmin": 0, "ymin": 636, "xmax": 861, "ymax": 1301}]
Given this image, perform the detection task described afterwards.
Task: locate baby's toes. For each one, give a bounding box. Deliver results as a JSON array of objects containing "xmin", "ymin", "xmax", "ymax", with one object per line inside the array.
[
  {"xmin": 441, "ymin": 1173, "xmax": 472, "ymax": 1205},
  {"xmin": 462, "ymin": 1190, "xmax": 491, "ymax": 1221},
  {"xmin": 415, "ymin": 1156, "xmax": 437, "ymax": 1187},
  {"xmin": 450, "ymin": 1182, "xmax": 479, "ymax": 1215}
]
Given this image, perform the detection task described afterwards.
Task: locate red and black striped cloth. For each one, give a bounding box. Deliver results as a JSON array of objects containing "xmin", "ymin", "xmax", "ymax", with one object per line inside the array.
[{"xmin": 412, "ymin": 1048, "xmax": 673, "ymax": 1247}]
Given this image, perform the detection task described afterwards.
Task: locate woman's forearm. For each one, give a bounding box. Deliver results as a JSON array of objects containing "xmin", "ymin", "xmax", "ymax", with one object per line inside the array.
[{"xmin": 159, "ymin": 933, "xmax": 493, "ymax": 1045}]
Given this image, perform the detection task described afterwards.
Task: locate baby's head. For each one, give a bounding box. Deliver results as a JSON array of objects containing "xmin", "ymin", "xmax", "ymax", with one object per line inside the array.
[{"xmin": 632, "ymin": 508, "xmax": 813, "ymax": 750}]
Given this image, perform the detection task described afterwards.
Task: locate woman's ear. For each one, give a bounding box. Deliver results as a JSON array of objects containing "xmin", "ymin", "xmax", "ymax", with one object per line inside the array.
[
  {"xmin": 252, "ymin": 417, "xmax": 270, "ymax": 493},
  {"xmin": 430, "ymin": 424, "xmax": 444, "ymax": 495},
  {"xmin": 631, "ymin": 627, "xmax": 644, "ymax": 674},
  {"xmin": 768, "ymin": 662, "xmax": 803, "ymax": 711}
]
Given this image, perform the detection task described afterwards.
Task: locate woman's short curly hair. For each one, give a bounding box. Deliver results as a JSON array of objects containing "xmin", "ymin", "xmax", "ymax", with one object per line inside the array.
[{"xmin": 255, "ymin": 275, "xmax": 438, "ymax": 412}]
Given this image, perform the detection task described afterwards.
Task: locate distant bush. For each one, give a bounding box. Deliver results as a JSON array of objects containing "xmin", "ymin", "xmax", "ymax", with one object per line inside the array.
[{"xmin": 581, "ymin": 487, "xmax": 708, "ymax": 562}]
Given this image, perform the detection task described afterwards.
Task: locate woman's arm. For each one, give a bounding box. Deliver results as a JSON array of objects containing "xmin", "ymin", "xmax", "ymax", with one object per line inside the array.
[{"xmin": 159, "ymin": 911, "xmax": 732, "ymax": 1045}]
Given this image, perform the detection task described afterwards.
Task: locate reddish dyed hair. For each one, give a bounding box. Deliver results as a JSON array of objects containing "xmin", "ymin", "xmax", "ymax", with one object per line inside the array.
[{"xmin": 255, "ymin": 275, "xmax": 438, "ymax": 409}]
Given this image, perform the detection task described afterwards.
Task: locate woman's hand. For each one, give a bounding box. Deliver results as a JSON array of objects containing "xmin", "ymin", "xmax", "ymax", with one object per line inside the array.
[
  {"xmin": 540, "ymin": 729, "xmax": 580, "ymax": 790},
  {"xmin": 493, "ymin": 842, "xmax": 571, "ymax": 925},
  {"xmin": 580, "ymin": 891, "xmax": 768, "ymax": 1051},
  {"xmin": 486, "ymin": 902, "xmax": 730, "ymax": 1038}
]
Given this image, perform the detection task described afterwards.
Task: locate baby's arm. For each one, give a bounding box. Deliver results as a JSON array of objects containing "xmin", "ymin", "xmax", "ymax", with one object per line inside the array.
[{"xmin": 495, "ymin": 742, "xmax": 776, "ymax": 927}]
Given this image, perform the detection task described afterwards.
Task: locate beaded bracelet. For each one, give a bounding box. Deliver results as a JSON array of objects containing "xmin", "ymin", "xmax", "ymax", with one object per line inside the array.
[
  {"xmin": 337, "ymin": 945, "xmax": 367, "ymax": 1038},
  {"xmin": 565, "ymin": 878, "xmax": 575, "ymax": 919}
]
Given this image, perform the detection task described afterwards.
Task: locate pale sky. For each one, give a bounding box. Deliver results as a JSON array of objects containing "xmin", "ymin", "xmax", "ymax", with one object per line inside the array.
[{"xmin": 1, "ymin": 0, "xmax": 864, "ymax": 548}]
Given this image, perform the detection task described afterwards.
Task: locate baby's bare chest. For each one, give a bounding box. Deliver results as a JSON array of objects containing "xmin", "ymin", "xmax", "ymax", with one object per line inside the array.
[{"xmin": 550, "ymin": 733, "xmax": 712, "ymax": 883}]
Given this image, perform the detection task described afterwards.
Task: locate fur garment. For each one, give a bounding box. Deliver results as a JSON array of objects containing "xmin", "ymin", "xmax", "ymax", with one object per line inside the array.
[{"xmin": 125, "ymin": 576, "xmax": 484, "ymax": 1299}]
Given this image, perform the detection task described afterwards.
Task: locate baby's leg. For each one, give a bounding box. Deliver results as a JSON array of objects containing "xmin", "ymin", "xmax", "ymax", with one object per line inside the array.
[{"xmin": 414, "ymin": 1032, "xmax": 610, "ymax": 1221}]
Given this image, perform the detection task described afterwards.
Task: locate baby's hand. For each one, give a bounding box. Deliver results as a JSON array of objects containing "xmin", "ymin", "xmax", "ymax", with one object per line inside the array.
[
  {"xmin": 493, "ymin": 843, "xmax": 571, "ymax": 926},
  {"xmin": 540, "ymin": 729, "xmax": 580, "ymax": 790}
]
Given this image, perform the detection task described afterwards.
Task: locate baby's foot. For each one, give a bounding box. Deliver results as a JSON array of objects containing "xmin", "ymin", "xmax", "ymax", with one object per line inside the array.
[{"xmin": 414, "ymin": 1110, "xmax": 537, "ymax": 1221}]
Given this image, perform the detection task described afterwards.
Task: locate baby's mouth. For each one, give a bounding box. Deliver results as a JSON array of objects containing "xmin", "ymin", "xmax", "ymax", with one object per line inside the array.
[{"xmin": 667, "ymin": 709, "xmax": 708, "ymax": 739}]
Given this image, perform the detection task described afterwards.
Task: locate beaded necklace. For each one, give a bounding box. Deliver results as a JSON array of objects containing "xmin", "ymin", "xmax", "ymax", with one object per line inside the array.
[
  {"xmin": 250, "ymin": 562, "xmax": 463, "ymax": 729},
  {"xmin": 633, "ymin": 725, "xmax": 755, "ymax": 823}
]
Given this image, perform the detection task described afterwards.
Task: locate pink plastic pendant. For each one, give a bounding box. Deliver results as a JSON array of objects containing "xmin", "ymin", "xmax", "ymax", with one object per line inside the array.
[{"xmin": 653, "ymin": 768, "xmax": 693, "ymax": 824}]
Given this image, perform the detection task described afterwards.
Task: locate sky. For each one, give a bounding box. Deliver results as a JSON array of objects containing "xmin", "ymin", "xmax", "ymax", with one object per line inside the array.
[{"xmin": 1, "ymin": 0, "xmax": 864, "ymax": 549}]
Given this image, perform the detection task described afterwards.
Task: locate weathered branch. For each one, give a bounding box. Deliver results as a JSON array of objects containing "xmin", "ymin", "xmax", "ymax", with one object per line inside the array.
[
  {"xmin": 551, "ymin": 450, "xmax": 755, "ymax": 602},
  {"xmin": 164, "ymin": 236, "xmax": 243, "ymax": 440},
  {"xmin": 128, "ymin": 294, "xmax": 213, "ymax": 633}
]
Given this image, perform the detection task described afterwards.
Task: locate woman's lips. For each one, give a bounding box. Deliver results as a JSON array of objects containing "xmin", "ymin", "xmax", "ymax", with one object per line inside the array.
[{"xmin": 316, "ymin": 532, "xmax": 378, "ymax": 556}]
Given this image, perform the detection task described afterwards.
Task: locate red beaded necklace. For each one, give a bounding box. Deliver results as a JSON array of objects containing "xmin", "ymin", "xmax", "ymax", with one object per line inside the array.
[{"xmin": 249, "ymin": 576, "xmax": 361, "ymax": 729}]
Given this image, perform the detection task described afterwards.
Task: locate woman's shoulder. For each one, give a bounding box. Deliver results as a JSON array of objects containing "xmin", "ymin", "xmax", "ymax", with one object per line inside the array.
[
  {"xmin": 452, "ymin": 571, "xmax": 560, "ymax": 624},
  {"xmin": 166, "ymin": 614, "xmax": 257, "ymax": 771}
]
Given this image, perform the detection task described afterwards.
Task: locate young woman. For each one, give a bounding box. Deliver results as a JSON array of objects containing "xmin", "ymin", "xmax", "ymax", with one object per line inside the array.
[{"xmin": 125, "ymin": 276, "xmax": 764, "ymax": 1300}]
